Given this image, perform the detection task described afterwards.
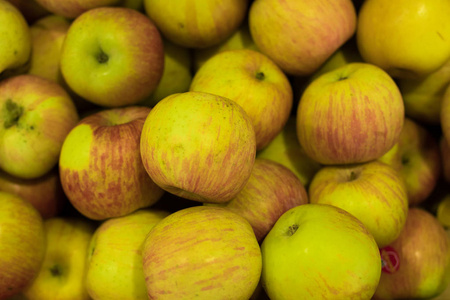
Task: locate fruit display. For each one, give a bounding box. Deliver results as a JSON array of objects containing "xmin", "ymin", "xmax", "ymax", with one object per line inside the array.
[{"xmin": 1, "ymin": 0, "xmax": 450, "ymax": 299}]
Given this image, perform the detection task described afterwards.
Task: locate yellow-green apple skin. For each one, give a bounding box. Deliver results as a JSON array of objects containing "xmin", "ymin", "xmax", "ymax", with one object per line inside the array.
[
  {"xmin": 60, "ymin": 7, "xmax": 164, "ymax": 108},
  {"xmin": 205, "ymin": 158, "xmax": 308, "ymax": 243},
  {"xmin": 59, "ymin": 106, "xmax": 165, "ymax": 220},
  {"xmin": 28, "ymin": 14, "xmax": 70, "ymax": 85},
  {"xmin": 378, "ymin": 118, "xmax": 441, "ymax": 206},
  {"xmin": 309, "ymin": 161, "xmax": 409, "ymax": 248},
  {"xmin": 297, "ymin": 62, "xmax": 405, "ymax": 165},
  {"xmin": 86, "ymin": 209, "xmax": 170, "ymax": 300},
  {"xmin": 33, "ymin": 0, "xmax": 120, "ymax": 19},
  {"xmin": 0, "ymin": 191, "xmax": 46, "ymax": 299},
  {"xmin": 139, "ymin": 38, "xmax": 192, "ymax": 108},
  {"xmin": 357, "ymin": 0, "xmax": 450, "ymax": 79},
  {"xmin": 193, "ymin": 22, "xmax": 259, "ymax": 72},
  {"xmin": 23, "ymin": 217, "xmax": 96, "ymax": 300},
  {"xmin": 144, "ymin": 0, "xmax": 249, "ymax": 49},
  {"xmin": 0, "ymin": 0, "xmax": 31, "ymax": 75},
  {"xmin": 261, "ymin": 203, "xmax": 382, "ymax": 300},
  {"xmin": 5, "ymin": 0, "xmax": 49, "ymax": 24},
  {"xmin": 142, "ymin": 206, "xmax": 262, "ymax": 300},
  {"xmin": 0, "ymin": 168, "xmax": 66, "ymax": 219},
  {"xmin": 190, "ymin": 49, "xmax": 293, "ymax": 150},
  {"xmin": 373, "ymin": 207, "xmax": 450, "ymax": 300},
  {"xmin": 440, "ymin": 84, "xmax": 450, "ymax": 145},
  {"xmin": 0, "ymin": 74, "xmax": 79, "ymax": 179},
  {"xmin": 249, "ymin": 0, "xmax": 357, "ymax": 76},
  {"xmin": 398, "ymin": 58, "xmax": 450, "ymax": 125},
  {"xmin": 256, "ymin": 117, "xmax": 322, "ymax": 187},
  {"xmin": 140, "ymin": 91, "xmax": 256, "ymax": 204}
]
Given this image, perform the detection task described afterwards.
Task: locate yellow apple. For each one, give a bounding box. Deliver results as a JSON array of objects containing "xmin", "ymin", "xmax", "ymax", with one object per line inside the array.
[{"xmin": 357, "ymin": 0, "xmax": 450, "ymax": 79}]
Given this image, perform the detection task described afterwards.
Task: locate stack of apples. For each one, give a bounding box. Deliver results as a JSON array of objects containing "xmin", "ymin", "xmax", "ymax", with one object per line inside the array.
[{"xmin": 1, "ymin": 0, "xmax": 450, "ymax": 299}]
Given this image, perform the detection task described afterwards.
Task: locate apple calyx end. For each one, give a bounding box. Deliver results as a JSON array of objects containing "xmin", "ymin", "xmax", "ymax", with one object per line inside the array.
[{"xmin": 3, "ymin": 99, "xmax": 23, "ymax": 129}]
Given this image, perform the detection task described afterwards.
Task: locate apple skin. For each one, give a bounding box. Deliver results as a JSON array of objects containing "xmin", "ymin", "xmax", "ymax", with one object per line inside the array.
[
  {"xmin": 440, "ymin": 136, "xmax": 450, "ymax": 183},
  {"xmin": 373, "ymin": 207, "xmax": 450, "ymax": 299},
  {"xmin": 440, "ymin": 84, "xmax": 450, "ymax": 146},
  {"xmin": 86, "ymin": 209, "xmax": 170, "ymax": 300},
  {"xmin": 378, "ymin": 118, "xmax": 441, "ymax": 206},
  {"xmin": 141, "ymin": 206, "xmax": 262, "ymax": 300},
  {"xmin": 190, "ymin": 49, "xmax": 293, "ymax": 150},
  {"xmin": 261, "ymin": 203, "xmax": 382, "ymax": 300},
  {"xmin": 0, "ymin": 191, "xmax": 46, "ymax": 299},
  {"xmin": 309, "ymin": 160, "xmax": 409, "ymax": 248},
  {"xmin": 60, "ymin": 7, "xmax": 164, "ymax": 108},
  {"xmin": 23, "ymin": 217, "xmax": 96, "ymax": 300},
  {"xmin": 356, "ymin": 0, "xmax": 450, "ymax": 79},
  {"xmin": 0, "ymin": 167, "xmax": 66, "ymax": 219},
  {"xmin": 140, "ymin": 91, "xmax": 256, "ymax": 204},
  {"xmin": 33, "ymin": 0, "xmax": 120, "ymax": 19},
  {"xmin": 143, "ymin": 0, "xmax": 249, "ymax": 49},
  {"xmin": 0, "ymin": 0, "xmax": 31, "ymax": 75},
  {"xmin": 59, "ymin": 106, "xmax": 165, "ymax": 221},
  {"xmin": 205, "ymin": 158, "xmax": 309, "ymax": 242},
  {"xmin": 256, "ymin": 116, "xmax": 322, "ymax": 187},
  {"xmin": 297, "ymin": 62, "xmax": 405, "ymax": 165},
  {"xmin": 0, "ymin": 74, "xmax": 79, "ymax": 179},
  {"xmin": 249, "ymin": 0, "xmax": 357, "ymax": 76}
]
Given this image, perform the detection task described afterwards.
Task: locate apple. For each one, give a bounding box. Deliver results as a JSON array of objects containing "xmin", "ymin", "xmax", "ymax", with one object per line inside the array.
[
  {"xmin": 373, "ymin": 207, "xmax": 450, "ymax": 299},
  {"xmin": 59, "ymin": 105, "xmax": 165, "ymax": 220},
  {"xmin": 357, "ymin": 0, "xmax": 450, "ymax": 79},
  {"xmin": 139, "ymin": 38, "xmax": 192, "ymax": 108},
  {"xmin": 261, "ymin": 203, "xmax": 381, "ymax": 300},
  {"xmin": 397, "ymin": 58, "xmax": 450, "ymax": 125},
  {"xmin": 60, "ymin": 7, "xmax": 164, "ymax": 108},
  {"xmin": 378, "ymin": 118, "xmax": 441, "ymax": 206},
  {"xmin": 296, "ymin": 62, "xmax": 405, "ymax": 165},
  {"xmin": 256, "ymin": 117, "xmax": 322, "ymax": 187},
  {"xmin": 248, "ymin": 0, "xmax": 357, "ymax": 76},
  {"xmin": 205, "ymin": 158, "xmax": 308, "ymax": 242},
  {"xmin": 440, "ymin": 84, "xmax": 450, "ymax": 145},
  {"xmin": 0, "ymin": 74, "xmax": 79, "ymax": 179},
  {"xmin": 33, "ymin": 0, "xmax": 120, "ymax": 19},
  {"xmin": 309, "ymin": 160, "xmax": 409, "ymax": 248},
  {"xmin": 143, "ymin": 0, "xmax": 249, "ymax": 49},
  {"xmin": 86, "ymin": 208, "xmax": 170, "ymax": 300},
  {"xmin": 0, "ymin": 167, "xmax": 66, "ymax": 219},
  {"xmin": 23, "ymin": 217, "xmax": 96, "ymax": 300},
  {"xmin": 440, "ymin": 136, "xmax": 450, "ymax": 183},
  {"xmin": 140, "ymin": 91, "xmax": 256, "ymax": 204},
  {"xmin": 142, "ymin": 206, "xmax": 262, "ymax": 300},
  {"xmin": 5, "ymin": 0, "xmax": 49, "ymax": 24},
  {"xmin": 190, "ymin": 49, "xmax": 293, "ymax": 150},
  {"xmin": 192, "ymin": 22, "xmax": 259, "ymax": 72},
  {"xmin": 0, "ymin": 191, "xmax": 46, "ymax": 299},
  {"xmin": 0, "ymin": 0, "xmax": 31, "ymax": 76},
  {"xmin": 437, "ymin": 194, "xmax": 450, "ymax": 228}
]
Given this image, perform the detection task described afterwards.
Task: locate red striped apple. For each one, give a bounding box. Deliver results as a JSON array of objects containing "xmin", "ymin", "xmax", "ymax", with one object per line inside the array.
[{"xmin": 59, "ymin": 106, "xmax": 165, "ymax": 220}]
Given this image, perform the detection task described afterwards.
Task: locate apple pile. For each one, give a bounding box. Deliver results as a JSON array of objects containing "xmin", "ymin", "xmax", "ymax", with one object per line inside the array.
[{"xmin": 2, "ymin": 0, "xmax": 450, "ymax": 299}]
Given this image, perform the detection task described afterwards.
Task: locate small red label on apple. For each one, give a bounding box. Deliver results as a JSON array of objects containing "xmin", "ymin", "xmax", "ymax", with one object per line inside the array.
[{"xmin": 380, "ymin": 246, "xmax": 400, "ymax": 273}]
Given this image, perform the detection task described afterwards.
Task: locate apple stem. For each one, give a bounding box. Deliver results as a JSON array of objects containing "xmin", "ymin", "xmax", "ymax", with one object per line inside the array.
[{"xmin": 3, "ymin": 99, "xmax": 23, "ymax": 129}]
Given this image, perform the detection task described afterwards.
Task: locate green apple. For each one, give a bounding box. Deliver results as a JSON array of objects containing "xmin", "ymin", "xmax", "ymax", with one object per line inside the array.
[
  {"xmin": 190, "ymin": 49, "xmax": 293, "ymax": 150},
  {"xmin": 309, "ymin": 160, "xmax": 409, "ymax": 248},
  {"xmin": 60, "ymin": 7, "xmax": 164, "ymax": 108},
  {"xmin": 0, "ymin": 191, "xmax": 46, "ymax": 299},
  {"xmin": 261, "ymin": 203, "xmax": 381, "ymax": 300},
  {"xmin": 249, "ymin": 0, "xmax": 357, "ymax": 76},
  {"xmin": 33, "ymin": 0, "xmax": 120, "ymax": 19},
  {"xmin": 373, "ymin": 207, "xmax": 450, "ymax": 299},
  {"xmin": 206, "ymin": 158, "xmax": 308, "ymax": 242},
  {"xmin": 140, "ymin": 91, "xmax": 256, "ymax": 204},
  {"xmin": 357, "ymin": 0, "xmax": 450, "ymax": 79},
  {"xmin": 143, "ymin": 0, "xmax": 249, "ymax": 49},
  {"xmin": 297, "ymin": 62, "xmax": 405, "ymax": 165},
  {"xmin": 378, "ymin": 118, "xmax": 441, "ymax": 206},
  {"xmin": 139, "ymin": 38, "xmax": 192, "ymax": 108},
  {"xmin": 0, "ymin": 0, "xmax": 31, "ymax": 76},
  {"xmin": 23, "ymin": 217, "xmax": 96, "ymax": 300},
  {"xmin": 59, "ymin": 106, "xmax": 165, "ymax": 220},
  {"xmin": 0, "ymin": 74, "xmax": 79, "ymax": 179},
  {"xmin": 0, "ymin": 167, "xmax": 66, "ymax": 219},
  {"xmin": 86, "ymin": 209, "xmax": 170, "ymax": 300},
  {"xmin": 142, "ymin": 206, "xmax": 262, "ymax": 300}
]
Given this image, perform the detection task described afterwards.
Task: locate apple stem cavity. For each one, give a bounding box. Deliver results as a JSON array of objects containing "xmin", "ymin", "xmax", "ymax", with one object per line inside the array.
[
  {"xmin": 286, "ymin": 224, "xmax": 299, "ymax": 236},
  {"xmin": 255, "ymin": 71, "xmax": 265, "ymax": 80},
  {"xmin": 349, "ymin": 171, "xmax": 358, "ymax": 181},
  {"xmin": 3, "ymin": 99, "xmax": 23, "ymax": 129},
  {"xmin": 49, "ymin": 265, "xmax": 62, "ymax": 277},
  {"xmin": 96, "ymin": 48, "xmax": 109, "ymax": 64}
]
